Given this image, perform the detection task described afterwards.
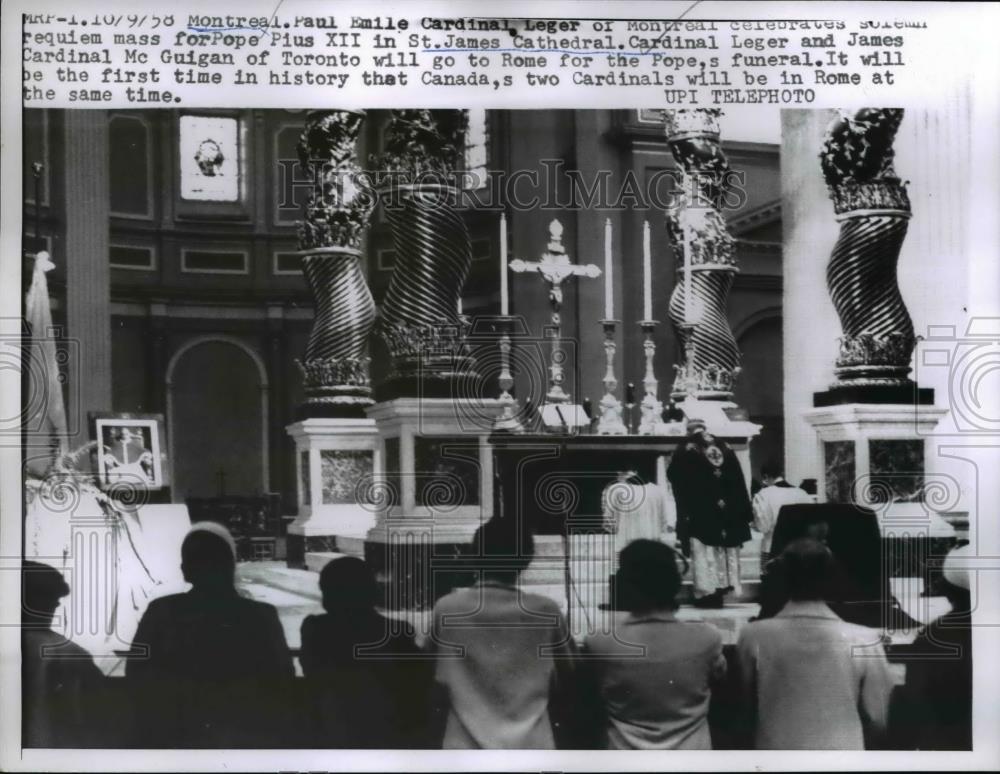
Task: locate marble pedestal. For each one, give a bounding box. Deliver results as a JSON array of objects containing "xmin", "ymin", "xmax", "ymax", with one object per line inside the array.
[
  {"xmin": 802, "ymin": 403, "xmax": 950, "ymax": 528},
  {"xmin": 365, "ymin": 397, "xmax": 499, "ymax": 608},
  {"xmin": 285, "ymin": 418, "xmax": 381, "ymax": 568},
  {"xmin": 803, "ymin": 403, "xmax": 957, "ymax": 593}
]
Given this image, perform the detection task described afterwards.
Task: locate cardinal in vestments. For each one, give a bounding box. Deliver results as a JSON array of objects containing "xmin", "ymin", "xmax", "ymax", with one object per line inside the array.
[{"xmin": 667, "ymin": 419, "xmax": 752, "ymax": 608}]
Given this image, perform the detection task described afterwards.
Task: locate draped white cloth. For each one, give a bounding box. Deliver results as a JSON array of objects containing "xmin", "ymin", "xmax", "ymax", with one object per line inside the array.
[
  {"xmin": 24, "ymin": 251, "xmax": 68, "ymax": 457},
  {"xmin": 24, "ymin": 491, "xmax": 189, "ymax": 675}
]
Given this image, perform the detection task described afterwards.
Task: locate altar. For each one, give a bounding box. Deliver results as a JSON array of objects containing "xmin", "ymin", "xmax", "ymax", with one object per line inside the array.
[
  {"xmin": 488, "ymin": 430, "xmax": 766, "ymax": 638},
  {"xmin": 489, "ymin": 431, "xmax": 754, "ymax": 533}
]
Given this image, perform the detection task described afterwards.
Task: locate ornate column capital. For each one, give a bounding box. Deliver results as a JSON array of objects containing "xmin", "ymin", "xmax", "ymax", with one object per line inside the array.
[
  {"xmin": 378, "ymin": 109, "xmax": 467, "ymax": 181},
  {"xmin": 295, "ymin": 110, "xmax": 377, "ymax": 417},
  {"xmin": 296, "ymin": 110, "xmax": 374, "ymax": 251}
]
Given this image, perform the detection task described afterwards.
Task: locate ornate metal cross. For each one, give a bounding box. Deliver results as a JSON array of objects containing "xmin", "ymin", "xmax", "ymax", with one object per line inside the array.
[{"xmin": 509, "ymin": 219, "xmax": 601, "ymax": 404}]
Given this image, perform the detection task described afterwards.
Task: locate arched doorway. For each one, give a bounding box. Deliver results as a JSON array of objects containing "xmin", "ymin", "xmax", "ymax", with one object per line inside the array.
[
  {"xmin": 734, "ymin": 310, "xmax": 784, "ymax": 480},
  {"xmin": 166, "ymin": 336, "xmax": 269, "ymax": 502}
]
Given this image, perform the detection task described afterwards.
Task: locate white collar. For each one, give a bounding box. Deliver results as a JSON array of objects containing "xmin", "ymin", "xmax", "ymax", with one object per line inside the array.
[{"xmin": 775, "ymin": 599, "xmax": 840, "ymax": 620}]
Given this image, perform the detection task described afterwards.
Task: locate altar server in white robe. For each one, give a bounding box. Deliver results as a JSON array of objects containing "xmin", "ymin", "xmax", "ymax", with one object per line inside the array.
[
  {"xmin": 602, "ymin": 471, "xmax": 677, "ymax": 565},
  {"xmin": 751, "ymin": 459, "xmax": 813, "ymax": 570}
]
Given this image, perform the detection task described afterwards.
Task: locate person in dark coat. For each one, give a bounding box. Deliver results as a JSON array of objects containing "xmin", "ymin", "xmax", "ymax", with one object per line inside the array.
[
  {"xmin": 299, "ymin": 556, "xmax": 433, "ymax": 748},
  {"xmin": 125, "ymin": 522, "xmax": 294, "ymax": 747},
  {"xmin": 667, "ymin": 418, "xmax": 753, "ymax": 607},
  {"xmin": 22, "ymin": 561, "xmax": 105, "ymax": 747},
  {"xmin": 895, "ymin": 543, "xmax": 973, "ymax": 750}
]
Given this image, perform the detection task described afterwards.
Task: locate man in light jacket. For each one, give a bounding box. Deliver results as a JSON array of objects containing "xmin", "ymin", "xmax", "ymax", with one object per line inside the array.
[
  {"xmin": 736, "ymin": 538, "xmax": 893, "ymax": 749},
  {"xmin": 426, "ymin": 519, "xmax": 575, "ymax": 748}
]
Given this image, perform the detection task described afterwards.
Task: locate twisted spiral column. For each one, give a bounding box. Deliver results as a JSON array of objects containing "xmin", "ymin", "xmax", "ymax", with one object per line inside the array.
[
  {"xmin": 378, "ymin": 185, "xmax": 475, "ymax": 384},
  {"xmin": 299, "ymin": 248, "xmax": 376, "ymax": 398},
  {"xmin": 295, "ymin": 109, "xmax": 376, "ymax": 415},
  {"xmin": 663, "ymin": 109, "xmax": 742, "ymax": 399},
  {"xmin": 381, "ymin": 185, "xmax": 470, "ymax": 330},
  {"xmin": 820, "ymin": 109, "xmax": 915, "ymax": 388},
  {"xmin": 377, "ymin": 110, "xmax": 476, "ymax": 388},
  {"xmin": 667, "ymin": 266, "xmax": 740, "ymax": 397}
]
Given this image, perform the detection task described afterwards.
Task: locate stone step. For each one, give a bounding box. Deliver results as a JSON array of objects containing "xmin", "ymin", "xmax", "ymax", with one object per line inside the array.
[{"xmin": 522, "ymin": 559, "xmax": 637, "ymax": 583}]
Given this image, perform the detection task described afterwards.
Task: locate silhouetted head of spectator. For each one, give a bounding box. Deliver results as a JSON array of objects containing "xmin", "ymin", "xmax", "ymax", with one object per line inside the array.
[
  {"xmin": 781, "ymin": 538, "xmax": 835, "ymax": 601},
  {"xmin": 471, "ymin": 518, "xmax": 534, "ymax": 583},
  {"xmin": 942, "ymin": 543, "xmax": 972, "ymax": 614},
  {"xmin": 760, "ymin": 459, "xmax": 784, "ymax": 484},
  {"xmin": 22, "ymin": 561, "xmax": 69, "ymax": 627},
  {"xmin": 615, "ymin": 539, "xmax": 684, "ymax": 613},
  {"xmin": 181, "ymin": 522, "xmax": 237, "ymax": 591},
  {"xmin": 319, "ymin": 556, "xmax": 378, "ymax": 614},
  {"xmin": 799, "ymin": 478, "xmax": 818, "ymax": 496}
]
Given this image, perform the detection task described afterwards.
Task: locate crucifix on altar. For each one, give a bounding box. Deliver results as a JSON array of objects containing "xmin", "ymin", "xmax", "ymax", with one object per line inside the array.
[{"xmin": 508, "ymin": 218, "xmax": 601, "ymax": 430}]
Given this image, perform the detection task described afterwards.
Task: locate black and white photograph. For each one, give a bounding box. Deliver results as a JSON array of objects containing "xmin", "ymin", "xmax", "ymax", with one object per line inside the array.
[
  {"xmin": 2, "ymin": 2, "xmax": 999, "ymax": 772},
  {"xmin": 93, "ymin": 414, "xmax": 166, "ymax": 489}
]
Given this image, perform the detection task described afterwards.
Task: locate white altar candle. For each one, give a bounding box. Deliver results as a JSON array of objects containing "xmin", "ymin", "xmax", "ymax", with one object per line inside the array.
[
  {"xmin": 642, "ymin": 220, "xmax": 652, "ymax": 321},
  {"xmin": 500, "ymin": 212, "xmax": 509, "ymax": 316},
  {"xmin": 604, "ymin": 218, "xmax": 613, "ymax": 320}
]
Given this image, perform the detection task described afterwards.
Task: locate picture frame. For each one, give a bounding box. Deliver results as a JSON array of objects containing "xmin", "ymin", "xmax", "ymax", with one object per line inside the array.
[
  {"xmin": 178, "ymin": 114, "xmax": 241, "ymax": 202},
  {"xmin": 89, "ymin": 412, "xmax": 169, "ymax": 491}
]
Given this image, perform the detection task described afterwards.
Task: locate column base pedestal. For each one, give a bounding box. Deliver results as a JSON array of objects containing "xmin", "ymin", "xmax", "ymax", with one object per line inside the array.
[
  {"xmin": 362, "ymin": 397, "xmax": 499, "ymax": 608},
  {"xmin": 802, "ymin": 402, "xmax": 955, "ymax": 537},
  {"xmin": 285, "ymin": 417, "xmax": 380, "ymax": 568}
]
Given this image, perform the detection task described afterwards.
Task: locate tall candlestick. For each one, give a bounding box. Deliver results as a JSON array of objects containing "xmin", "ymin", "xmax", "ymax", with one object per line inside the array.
[
  {"xmin": 597, "ymin": 319, "xmax": 626, "ymax": 435},
  {"xmin": 604, "ymin": 218, "xmax": 613, "ymax": 320},
  {"xmin": 638, "ymin": 320, "xmax": 663, "ymax": 435},
  {"xmin": 642, "ymin": 220, "xmax": 652, "ymax": 321},
  {"xmin": 494, "ymin": 316, "xmax": 522, "ymax": 433},
  {"xmin": 500, "ymin": 212, "xmax": 509, "ymax": 316}
]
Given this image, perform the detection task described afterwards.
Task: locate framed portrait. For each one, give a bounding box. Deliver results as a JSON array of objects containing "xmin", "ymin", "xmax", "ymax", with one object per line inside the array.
[
  {"xmin": 89, "ymin": 412, "xmax": 169, "ymax": 491},
  {"xmin": 179, "ymin": 114, "xmax": 241, "ymax": 202}
]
